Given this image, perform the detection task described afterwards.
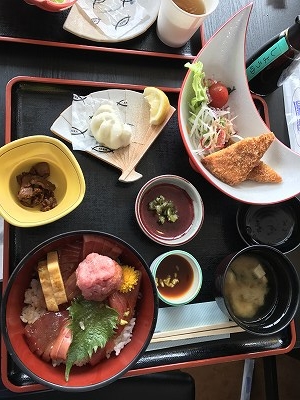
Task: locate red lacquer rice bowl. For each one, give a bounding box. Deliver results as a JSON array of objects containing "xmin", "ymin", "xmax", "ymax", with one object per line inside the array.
[{"xmin": 1, "ymin": 231, "xmax": 158, "ymax": 392}]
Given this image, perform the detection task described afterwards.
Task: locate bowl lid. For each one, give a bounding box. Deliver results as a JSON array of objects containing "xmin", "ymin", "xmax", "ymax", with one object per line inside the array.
[{"xmin": 236, "ymin": 197, "xmax": 300, "ymax": 253}]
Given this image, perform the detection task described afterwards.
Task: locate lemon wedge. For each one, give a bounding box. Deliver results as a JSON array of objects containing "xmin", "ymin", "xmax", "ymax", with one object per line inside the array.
[{"xmin": 143, "ymin": 87, "xmax": 171, "ymax": 125}]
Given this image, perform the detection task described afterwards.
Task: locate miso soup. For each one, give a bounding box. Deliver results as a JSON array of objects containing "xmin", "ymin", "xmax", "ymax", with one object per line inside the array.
[{"xmin": 224, "ymin": 254, "xmax": 270, "ymax": 320}]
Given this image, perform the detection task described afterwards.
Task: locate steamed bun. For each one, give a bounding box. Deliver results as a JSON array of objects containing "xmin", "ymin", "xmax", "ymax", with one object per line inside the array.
[{"xmin": 90, "ymin": 104, "xmax": 132, "ymax": 150}]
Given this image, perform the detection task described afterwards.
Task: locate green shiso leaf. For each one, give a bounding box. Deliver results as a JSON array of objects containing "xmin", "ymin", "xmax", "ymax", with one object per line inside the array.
[{"xmin": 65, "ymin": 298, "xmax": 119, "ymax": 381}]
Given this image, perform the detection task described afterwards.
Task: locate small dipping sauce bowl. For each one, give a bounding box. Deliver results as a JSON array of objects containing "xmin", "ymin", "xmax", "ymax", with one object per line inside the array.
[
  {"xmin": 236, "ymin": 197, "xmax": 300, "ymax": 253},
  {"xmin": 135, "ymin": 175, "xmax": 204, "ymax": 246},
  {"xmin": 215, "ymin": 245, "xmax": 299, "ymax": 335},
  {"xmin": 150, "ymin": 250, "xmax": 202, "ymax": 306}
]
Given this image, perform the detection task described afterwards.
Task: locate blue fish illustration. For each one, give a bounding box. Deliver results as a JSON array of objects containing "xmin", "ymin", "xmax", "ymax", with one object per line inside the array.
[
  {"xmin": 93, "ymin": 0, "xmax": 105, "ymax": 7},
  {"xmin": 115, "ymin": 15, "xmax": 131, "ymax": 30},
  {"xmin": 91, "ymin": 17, "xmax": 101, "ymax": 24},
  {"xmin": 92, "ymin": 145, "xmax": 114, "ymax": 153},
  {"xmin": 71, "ymin": 126, "xmax": 88, "ymax": 136},
  {"xmin": 73, "ymin": 94, "xmax": 88, "ymax": 102},
  {"xmin": 116, "ymin": 99, "xmax": 128, "ymax": 107},
  {"xmin": 122, "ymin": 0, "xmax": 134, "ymax": 6}
]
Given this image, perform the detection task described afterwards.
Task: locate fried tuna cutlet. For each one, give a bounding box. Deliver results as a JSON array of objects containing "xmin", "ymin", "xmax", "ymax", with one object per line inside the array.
[
  {"xmin": 201, "ymin": 132, "xmax": 275, "ymax": 186},
  {"xmin": 247, "ymin": 161, "xmax": 282, "ymax": 183}
]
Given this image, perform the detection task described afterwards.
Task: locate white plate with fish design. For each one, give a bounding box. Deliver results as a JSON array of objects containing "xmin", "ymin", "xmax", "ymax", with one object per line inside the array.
[
  {"xmin": 63, "ymin": 0, "xmax": 160, "ymax": 43},
  {"xmin": 50, "ymin": 87, "xmax": 175, "ymax": 182}
]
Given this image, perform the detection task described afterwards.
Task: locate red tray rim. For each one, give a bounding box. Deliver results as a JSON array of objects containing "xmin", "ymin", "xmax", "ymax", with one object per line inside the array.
[
  {"xmin": 1, "ymin": 76, "xmax": 294, "ymax": 394},
  {"xmin": 0, "ymin": 24, "xmax": 205, "ymax": 60}
]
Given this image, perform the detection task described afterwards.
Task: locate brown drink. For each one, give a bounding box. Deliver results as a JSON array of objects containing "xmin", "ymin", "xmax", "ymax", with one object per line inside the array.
[{"xmin": 172, "ymin": 0, "xmax": 206, "ymax": 15}]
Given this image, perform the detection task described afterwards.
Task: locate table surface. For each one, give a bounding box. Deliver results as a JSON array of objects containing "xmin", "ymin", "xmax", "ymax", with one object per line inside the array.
[{"xmin": 1, "ymin": 0, "xmax": 300, "ymax": 396}]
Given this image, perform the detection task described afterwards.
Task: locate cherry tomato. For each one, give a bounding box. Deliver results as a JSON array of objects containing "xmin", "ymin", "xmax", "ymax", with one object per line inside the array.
[{"xmin": 208, "ymin": 82, "xmax": 229, "ymax": 108}]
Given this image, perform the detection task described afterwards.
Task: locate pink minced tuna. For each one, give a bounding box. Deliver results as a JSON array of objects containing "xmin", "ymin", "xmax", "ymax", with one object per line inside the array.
[{"xmin": 76, "ymin": 253, "xmax": 122, "ymax": 301}]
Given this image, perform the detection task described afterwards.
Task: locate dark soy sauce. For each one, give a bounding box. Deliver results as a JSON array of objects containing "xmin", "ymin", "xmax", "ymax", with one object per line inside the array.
[{"xmin": 156, "ymin": 254, "xmax": 193, "ymax": 299}]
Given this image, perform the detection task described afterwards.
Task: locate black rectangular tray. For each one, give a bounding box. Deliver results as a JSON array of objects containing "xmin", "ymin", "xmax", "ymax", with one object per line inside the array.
[
  {"xmin": 1, "ymin": 77, "xmax": 295, "ymax": 393},
  {"xmin": 0, "ymin": 0, "xmax": 203, "ymax": 59}
]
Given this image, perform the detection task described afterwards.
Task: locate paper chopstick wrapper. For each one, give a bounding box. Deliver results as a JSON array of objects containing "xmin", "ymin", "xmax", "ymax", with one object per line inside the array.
[
  {"xmin": 146, "ymin": 301, "xmax": 244, "ymax": 351},
  {"xmin": 76, "ymin": 0, "xmax": 150, "ymax": 39},
  {"xmin": 151, "ymin": 322, "xmax": 243, "ymax": 342},
  {"xmin": 150, "ymin": 301, "xmax": 244, "ymax": 343}
]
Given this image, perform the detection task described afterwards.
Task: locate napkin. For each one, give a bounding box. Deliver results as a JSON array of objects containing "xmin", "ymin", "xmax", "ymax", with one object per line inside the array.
[
  {"xmin": 76, "ymin": 0, "xmax": 150, "ymax": 40},
  {"xmin": 154, "ymin": 301, "xmax": 229, "ymax": 333},
  {"xmin": 146, "ymin": 301, "xmax": 232, "ymax": 351},
  {"xmin": 70, "ymin": 91, "xmax": 140, "ymax": 152},
  {"xmin": 70, "ymin": 93, "xmax": 106, "ymax": 151}
]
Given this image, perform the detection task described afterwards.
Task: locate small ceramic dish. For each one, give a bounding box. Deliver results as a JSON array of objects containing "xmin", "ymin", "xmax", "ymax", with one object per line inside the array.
[
  {"xmin": 0, "ymin": 135, "xmax": 85, "ymax": 227},
  {"xmin": 150, "ymin": 250, "xmax": 202, "ymax": 306},
  {"xmin": 23, "ymin": 0, "xmax": 77, "ymax": 12},
  {"xmin": 236, "ymin": 197, "xmax": 300, "ymax": 253},
  {"xmin": 135, "ymin": 175, "xmax": 204, "ymax": 246}
]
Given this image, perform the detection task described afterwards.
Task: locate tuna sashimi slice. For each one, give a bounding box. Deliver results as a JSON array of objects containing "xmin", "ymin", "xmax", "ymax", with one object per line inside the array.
[
  {"xmin": 108, "ymin": 271, "xmax": 141, "ymax": 335},
  {"xmin": 58, "ymin": 241, "xmax": 83, "ymax": 265},
  {"xmin": 50, "ymin": 322, "xmax": 72, "ymax": 363},
  {"xmin": 24, "ymin": 311, "xmax": 69, "ymax": 362},
  {"xmin": 82, "ymin": 235, "xmax": 122, "ymax": 260},
  {"xmin": 88, "ymin": 345, "xmax": 108, "ymax": 366},
  {"xmin": 58, "ymin": 241, "xmax": 83, "ymax": 281},
  {"xmin": 64, "ymin": 271, "xmax": 81, "ymax": 301}
]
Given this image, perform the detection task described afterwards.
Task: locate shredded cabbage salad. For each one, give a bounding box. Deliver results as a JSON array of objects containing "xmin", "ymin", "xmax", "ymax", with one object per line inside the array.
[{"xmin": 185, "ymin": 61, "xmax": 239, "ymax": 156}]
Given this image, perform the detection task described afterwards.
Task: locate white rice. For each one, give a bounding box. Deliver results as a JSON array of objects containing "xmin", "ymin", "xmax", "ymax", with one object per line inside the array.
[
  {"xmin": 111, "ymin": 317, "xmax": 136, "ymax": 356},
  {"xmin": 20, "ymin": 279, "xmax": 46, "ymax": 324}
]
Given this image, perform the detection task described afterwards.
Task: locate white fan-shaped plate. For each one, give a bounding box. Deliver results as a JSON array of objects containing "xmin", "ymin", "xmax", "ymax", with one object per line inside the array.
[
  {"xmin": 51, "ymin": 89, "xmax": 175, "ymax": 182},
  {"xmin": 63, "ymin": 0, "xmax": 160, "ymax": 43},
  {"xmin": 178, "ymin": 3, "xmax": 300, "ymax": 204}
]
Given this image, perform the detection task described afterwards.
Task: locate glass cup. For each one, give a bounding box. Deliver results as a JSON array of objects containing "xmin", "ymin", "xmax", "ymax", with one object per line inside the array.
[{"xmin": 156, "ymin": 0, "xmax": 219, "ymax": 48}]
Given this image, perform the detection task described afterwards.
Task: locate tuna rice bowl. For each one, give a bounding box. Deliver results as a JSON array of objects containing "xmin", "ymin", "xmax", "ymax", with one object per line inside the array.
[{"xmin": 1, "ymin": 231, "xmax": 158, "ymax": 392}]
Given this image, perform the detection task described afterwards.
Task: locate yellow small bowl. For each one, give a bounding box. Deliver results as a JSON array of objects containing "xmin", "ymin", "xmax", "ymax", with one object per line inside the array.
[{"xmin": 0, "ymin": 136, "xmax": 85, "ymax": 227}]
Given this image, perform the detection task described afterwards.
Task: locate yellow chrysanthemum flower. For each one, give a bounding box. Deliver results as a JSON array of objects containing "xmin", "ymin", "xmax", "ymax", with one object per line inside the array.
[{"xmin": 119, "ymin": 265, "xmax": 139, "ymax": 293}]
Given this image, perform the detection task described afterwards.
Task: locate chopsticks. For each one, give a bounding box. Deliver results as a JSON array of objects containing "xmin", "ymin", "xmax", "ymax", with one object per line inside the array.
[{"xmin": 151, "ymin": 321, "xmax": 244, "ymax": 343}]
